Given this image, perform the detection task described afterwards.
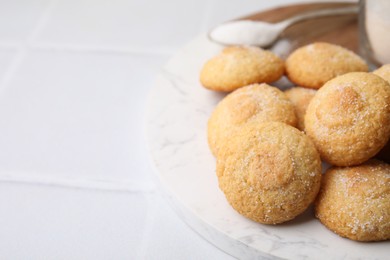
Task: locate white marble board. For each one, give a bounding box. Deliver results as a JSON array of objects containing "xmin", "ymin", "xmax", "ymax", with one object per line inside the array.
[{"xmin": 146, "ymin": 34, "xmax": 389, "ymax": 259}]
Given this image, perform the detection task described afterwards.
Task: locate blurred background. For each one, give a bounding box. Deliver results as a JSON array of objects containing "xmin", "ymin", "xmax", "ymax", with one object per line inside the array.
[{"xmin": 0, "ymin": 0, "xmax": 355, "ymax": 259}]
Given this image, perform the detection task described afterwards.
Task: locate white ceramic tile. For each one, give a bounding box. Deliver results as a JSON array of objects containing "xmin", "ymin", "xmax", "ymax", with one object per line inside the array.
[
  {"xmin": 0, "ymin": 183, "xmax": 149, "ymax": 259},
  {"xmin": 36, "ymin": 0, "xmax": 211, "ymax": 52},
  {"xmin": 143, "ymin": 193, "xmax": 235, "ymax": 260},
  {"xmin": 0, "ymin": 50, "xmax": 167, "ymax": 186},
  {"xmin": 0, "ymin": 0, "xmax": 51, "ymax": 43},
  {"xmin": 0, "ymin": 49, "xmax": 18, "ymax": 83}
]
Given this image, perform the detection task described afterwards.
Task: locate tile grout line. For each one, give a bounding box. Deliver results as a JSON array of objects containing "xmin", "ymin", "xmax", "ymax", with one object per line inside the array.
[
  {"xmin": 198, "ymin": 0, "xmax": 218, "ymax": 34},
  {"xmin": 0, "ymin": 42, "xmax": 174, "ymax": 58},
  {"xmin": 28, "ymin": 0, "xmax": 59, "ymax": 43},
  {"xmin": 0, "ymin": 42, "xmax": 22, "ymax": 50},
  {"xmin": 0, "ymin": 0, "xmax": 166, "ymax": 194},
  {"xmin": 134, "ymin": 192, "xmax": 158, "ymax": 260},
  {"xmin": 30, "ymin": 42, "xmax": 175, "ymax": 57},
  {"xmin": 0, "ymin": 0, "xmax": 58, "ymax": 93},
  {"xmin": 0, "ymin": 50, "xmax": 25, "ymax": 91},
  {"xmin": 0, "ymin": 0, "xmax": 176, "ymax": 59},
  {"xmin": 0, "ymin": 173, "xmax": 157, "ymax": 193}
]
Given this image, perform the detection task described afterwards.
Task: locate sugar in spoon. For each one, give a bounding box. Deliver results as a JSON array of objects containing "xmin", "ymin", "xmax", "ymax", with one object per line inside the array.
[{"xmin": 208, "ymin": 5, "xmax": 358, "ymax": 48}]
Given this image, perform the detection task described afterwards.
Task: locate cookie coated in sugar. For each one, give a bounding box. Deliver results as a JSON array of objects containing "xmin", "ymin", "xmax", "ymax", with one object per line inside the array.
[
  {"xmin": 373, "ymin": 64, "xmax": 390, "ymax": 163},
  {"xmin": 315, "ymin": 160, "xmax": 390, "ymax": 241},
  {"xmin": 284, "ymin": 86, "xmax": 317, "ymax": 131},
  {"xmin": 217, "ymin": 122, "xmax": 322, "ymax": 224},
  {"xmin": 373, "ymin": 64, "xmax": 390, "ymax": 83},
  {"xmin": 286, "ymin": 42, "xmax": 368, "ymax": 89},
  {"xmin": 200, "ymin": 46, "xmax": 284, "ymax": 92},
  {"xmin": 208, "ymin": 83, "xmax": 296, "ymax": 157},
  {"xmin": 305, "ymin": 72, "xmax": 390, "ymax": 166}
]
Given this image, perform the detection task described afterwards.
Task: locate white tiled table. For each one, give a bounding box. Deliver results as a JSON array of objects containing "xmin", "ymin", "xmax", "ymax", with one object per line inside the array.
[{"xmin": 0, "ymin": 0, "xmax": 348, "ymax": 259}]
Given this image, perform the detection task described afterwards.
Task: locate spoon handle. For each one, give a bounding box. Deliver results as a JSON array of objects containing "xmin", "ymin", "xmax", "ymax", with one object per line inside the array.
[{"xmin": 278, "ymin": 5, "xmax": 359, "ymax": 29}]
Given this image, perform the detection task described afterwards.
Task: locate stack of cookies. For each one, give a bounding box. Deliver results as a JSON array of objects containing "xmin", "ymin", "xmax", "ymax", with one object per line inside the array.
[{"xmin": 200, "ymin": 42, "xmax": 390, "ymax": 242}]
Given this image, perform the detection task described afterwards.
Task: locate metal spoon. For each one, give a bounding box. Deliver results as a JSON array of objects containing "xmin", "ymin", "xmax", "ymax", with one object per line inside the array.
[{"xmin": 208, "ymin": 5, "xmax": 358, "ymax": 47}]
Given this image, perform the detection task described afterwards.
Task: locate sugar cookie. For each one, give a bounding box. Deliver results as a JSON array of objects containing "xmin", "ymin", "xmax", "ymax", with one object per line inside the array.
[
  {"xmin": 286, "ymin": 42, "xmax": 368, "ymax": 89},
  {"xmin": 373, "ymin": 64, "xmax": 390, "ymax": 163},
  {"xmin": 315, "ymin": 160, "xmax": 390, "ymax": 241},
  {"xmin": 285, "ymin": 86, "xmax": 317, "ymax": 131},
  {"xmin": 305, "ymin": 72, "xmax": 390, "ymax": 166},
  {"xmin": 200, "ymin": 46, "xmax": 284, "ymax": 92},
  {"xmin": 208, "ymin": 83, "xmax": 296, "ymax": 156},
  {"xmin": 217, "ymin": 122, "xmax": 322, "ymax": 224},
  {"xmin": 373, "ymin": 64, "xmax": 390, "ymax": 83}
]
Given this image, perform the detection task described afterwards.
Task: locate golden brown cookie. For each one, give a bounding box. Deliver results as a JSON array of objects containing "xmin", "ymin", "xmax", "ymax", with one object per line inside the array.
[
  {"xmin": 285, "ymin": 86, "xmax": 317, "ymax": 131},
  {"xmin": 373, "ymin": 64, "xmax": 390, "ymax": 163},
  {"xmin": 305, "ymin": 72, "xmax": 390, "ymax": 166},
  {"xmin": 200, "ymin": 46, "xmax": 284, "ymax": 92},
  {"xmin": 286, "ymin": 42, "xmax": 368, "ymax": 89},
  {"xmin": 315, "ymin": 159, "xmax": 390, "ymax": 241},
  {"xmin": 217, "ymin": 122, "xmax": 322, "ymax": 224},
  {"xmin": 208, "ymin": 83, "xmax": 297, "ymax": 157},
  {"xmin": 373, "ymin": 64, "xmax": 390, "ymax": 83}
]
